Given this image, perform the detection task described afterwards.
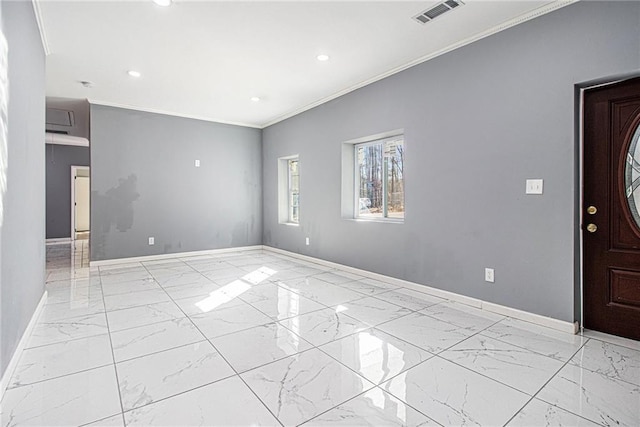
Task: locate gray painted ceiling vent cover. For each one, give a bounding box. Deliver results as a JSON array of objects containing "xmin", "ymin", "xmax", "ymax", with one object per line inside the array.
[
  {"xmin": 413, "ymin": 0, "xmax": 464, "ymax": 24},
  {"xmin": 46, "ymin": 108, "xmax": 75, "ymax": 127}
]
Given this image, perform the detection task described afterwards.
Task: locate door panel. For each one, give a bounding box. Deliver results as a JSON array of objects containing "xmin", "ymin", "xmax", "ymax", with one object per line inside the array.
[
  {"xmin": 75, "ymin": 176, "xmax": 90, "ymax": 232},
  {"xmin": 609, "ymin": 269, "xmax": 640, "ymax": 309},
  {"xmin": 583, "ymin": 77, "xmax": 640, "ymax": 341}
]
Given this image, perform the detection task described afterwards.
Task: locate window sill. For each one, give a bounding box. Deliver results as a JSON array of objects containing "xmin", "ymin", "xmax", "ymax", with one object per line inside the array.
[
  {"xmin": 343, "ymin": 218, "xmax": 404, "ymax": 224},
  {"xmin": 279, "ymin": 222, "xmax": 300, "ymax": 227}
]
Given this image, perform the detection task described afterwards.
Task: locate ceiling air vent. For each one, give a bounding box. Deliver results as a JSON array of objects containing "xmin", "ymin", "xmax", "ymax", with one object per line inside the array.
[
  {"xmin": 413, "ymin": 0, "xmax": 464, "ymax": 24},
  {"xmin": 46, "ymin": 108, "xmax": 74, "ymax": 127}
]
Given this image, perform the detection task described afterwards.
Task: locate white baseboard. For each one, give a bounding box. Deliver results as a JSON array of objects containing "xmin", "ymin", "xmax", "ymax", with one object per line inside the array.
[
  {"xmin": 46, "ymin": 238, "xmax": 71, "ymax": 245},
  {"xmin": 85, "ymin": 243, "xmax": 578, "ymax": 335},
  {"xmin": 89, "ymin": 245, "xmax": 264, "ymax": 267},
  {"xmin": 263, "ymin": 246, "xmax": 578, "ymax": 335},
  {"xmin": 1, "ymin": 291, "xmax": 48, "ymax": 400}
]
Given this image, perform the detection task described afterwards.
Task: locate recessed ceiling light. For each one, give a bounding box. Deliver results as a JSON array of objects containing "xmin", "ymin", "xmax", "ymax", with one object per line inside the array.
[
  {"xmin": 251, "ymin": 97, "xmax": 261, "ymax": 102},
  {"xmin": 152, "ymin": 0, "xmax": 172, "ymax": 6},
  {"xmin": 316, "ymin": 54, "xmax": 330, "ymax": 61},
  {"xmin": 127, "ymin": 70, "xmax": 141, "ymax": 78}
]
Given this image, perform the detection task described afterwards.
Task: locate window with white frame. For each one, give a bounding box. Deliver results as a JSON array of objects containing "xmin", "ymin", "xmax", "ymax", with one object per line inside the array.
[
  {"xmin": 278, "ymin": 155, "xmax": 300, "ymax": 225},
  {"xmin": 355, "ymin": 136, "xmax": 404, "ymax": 220}
]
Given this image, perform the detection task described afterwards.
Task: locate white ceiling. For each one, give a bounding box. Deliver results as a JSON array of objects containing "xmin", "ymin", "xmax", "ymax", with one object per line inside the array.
[{"xmin": 36, "ymin": 0, "xmax": 573, "ymax": 128}]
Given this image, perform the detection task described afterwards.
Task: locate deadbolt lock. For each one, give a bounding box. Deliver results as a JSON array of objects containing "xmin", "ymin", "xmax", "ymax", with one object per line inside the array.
[
  {"xmin": 587, "ymin": 206, "xmax": 597, "ymax": 215},
  {"xmin": 586, "ymin": 223, "xmax": 598, "ymax": 233}
]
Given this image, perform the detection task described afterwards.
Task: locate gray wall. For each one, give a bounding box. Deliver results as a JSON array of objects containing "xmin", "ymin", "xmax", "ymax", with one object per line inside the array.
[
  {"xmin": 262, "ymin": 1, "xmax": 640, "ymax": 323},
  {"xmin": 45, "ymin": 144, "xmax": 90, "ymax": 239},
  {"xmin": 90, "ymin": 105, "xmax": 262, "ymax": 261},
  {"xmin": 0, "ymin": 2, "xmax": 46, "ymax": 378}
]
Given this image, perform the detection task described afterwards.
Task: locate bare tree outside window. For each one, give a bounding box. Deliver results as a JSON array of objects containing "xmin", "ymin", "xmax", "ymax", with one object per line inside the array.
[{"xmin": 356, "ymin": 137, "xmax": 404, "ymax": 220}]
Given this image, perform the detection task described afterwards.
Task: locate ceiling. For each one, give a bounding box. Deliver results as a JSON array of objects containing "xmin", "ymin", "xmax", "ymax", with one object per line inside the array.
[{"xmin": 36, "ymin": 0, "xmax": 573, "ymax": 129}]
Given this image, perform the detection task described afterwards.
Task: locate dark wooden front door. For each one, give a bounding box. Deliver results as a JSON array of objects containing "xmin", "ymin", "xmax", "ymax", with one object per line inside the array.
[{"xmin": 583, "ymin": 77, "xmax": 640, "ymax": 341}]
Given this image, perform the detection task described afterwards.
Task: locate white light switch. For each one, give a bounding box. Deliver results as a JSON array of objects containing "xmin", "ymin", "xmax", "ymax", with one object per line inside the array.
[
  {"xmin": 195, "ymin": 159, "xmax": 200, "ymax": 167},
  {"xmin": 526, "ymin": 179, "xmax": 543, "ymax": 195},
  {"xmin": 148, "ymin": 237, "xmax": 155, "ymax": 245}
]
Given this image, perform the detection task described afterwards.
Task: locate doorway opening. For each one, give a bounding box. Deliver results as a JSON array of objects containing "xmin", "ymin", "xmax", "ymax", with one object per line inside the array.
[{"xmin": 71, "ymin": 165, "xmax": 90, "ymax": 241}]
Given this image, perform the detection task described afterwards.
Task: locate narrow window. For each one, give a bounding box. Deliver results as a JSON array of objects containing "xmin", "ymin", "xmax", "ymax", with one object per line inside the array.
[
  {"xmin": 355, "ymin": 137, "xmax": 404, "ymax": 220},
  {"xmin": 288, "ymin": 158, "xmax": 299, "ymax": 224},
  {"xmin": 278, "ymin": 155, "xmax": 299, "ymax": 225}
]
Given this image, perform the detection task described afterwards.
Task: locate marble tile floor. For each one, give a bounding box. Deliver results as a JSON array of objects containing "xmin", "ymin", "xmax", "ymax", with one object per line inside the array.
[{"xmin": 1, "ymin": 245, "xmax": 639, "ymax": 426}]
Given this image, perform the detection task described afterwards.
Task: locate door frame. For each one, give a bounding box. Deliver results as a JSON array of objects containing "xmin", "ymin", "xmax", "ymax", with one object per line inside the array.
[
  {"xmin": 578, "ymin": 73, "xmax": 640, "ymax": 333},
  {"xmin": 70, "ymin": 165, "xmax": 90, "ymax": 241}
]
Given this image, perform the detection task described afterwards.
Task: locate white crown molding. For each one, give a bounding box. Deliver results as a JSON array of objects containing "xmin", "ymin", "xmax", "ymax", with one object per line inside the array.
[
  {"xmin": 260, "ymin": 0, "xmax": 579, "ymax": 129},
  {"xmin": 88, "ymin": 100, "xmax": 262, "ymax": 130},
  {"xmin": 31, "ymin": 0, "xmax": 51, "ymax": 56}
]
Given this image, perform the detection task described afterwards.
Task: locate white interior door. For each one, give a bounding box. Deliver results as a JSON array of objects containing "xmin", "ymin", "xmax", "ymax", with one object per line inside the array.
[{"xmin": 74, "ymin": 176, "xmax": 90, "ymax": 232}]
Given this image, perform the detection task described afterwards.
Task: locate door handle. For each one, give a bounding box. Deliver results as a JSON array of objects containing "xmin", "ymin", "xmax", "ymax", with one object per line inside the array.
[{"xmin": 586, "ymin": 223, "xmax": 598, "ymax": 233}]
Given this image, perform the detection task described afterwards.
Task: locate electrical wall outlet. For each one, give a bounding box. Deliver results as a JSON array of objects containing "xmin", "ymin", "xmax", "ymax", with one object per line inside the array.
[
  {"xmin": 305, "ymin": 237, "xmax": 310, "ymax": 246},
  {"xmin": 148, "ymin": 237, "xmax": 155, "ymax": 245},
  {"xmin": 525, "ymin": 179, "xmax": 543, "ymax": 194},
  {"xmin": 195, "ymin": 159, "xmax": 200, "ymax": 167},
  {"xmin": 485, "ymin": 268, "xmax": 495, "ymax": 283}
]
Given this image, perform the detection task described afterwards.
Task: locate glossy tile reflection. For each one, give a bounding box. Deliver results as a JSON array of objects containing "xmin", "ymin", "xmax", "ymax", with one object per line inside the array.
[
  {"xmin": 241, "ymin": 348, "xmax": 375, "ymax": 425},
  {"xmin": 211, "ymin": 322, "xmax": 313, "ymax": 372},
  {"xmin": 123, "ymin": 376, "xmax": 279, "ymax": 426},
  {"xmin": 1, "ymin": 243, "xmax": 638, "ymax": 426},
  {"xmin": 382, "ymin": 357, "xmax": 530, "ymax": 426},
  {"xmin": 507, "ymin": 398, "xmax": 600, "ymax": 427},
  {"xmin": 441, "ymin": 334, "xmax": 564, "ymax": 394},
  {"xmin": 116, "ymin": 341, "xmax": 234, "ymax": 411},
  {"xmin": 10, "ymin": 334, "xmax": 113, "ymax": 388},
  {"xmin": 278, "ymin": 308, "xmax": 370, "ymax": 346},
  {"xmin": 110, "ymin": 318, "xmax": 204, "ymax": 362},
  {"xmin": 304, "ymin": 387, "xmax": 437, "ymax": 426},
  {"xmin": 1, "ymin": 365, "xmax": 121, "ymax": 427},
  {"xmin": 537, "ymin": 362, "xmax": 640, "ymax": 426},
  {"xmin": 569, "ymin": 338, "xmax": 640, "ymax": 386},
  {"xmin": 320, "ymin": 329, "xmax": 433, "ymax": 384}
]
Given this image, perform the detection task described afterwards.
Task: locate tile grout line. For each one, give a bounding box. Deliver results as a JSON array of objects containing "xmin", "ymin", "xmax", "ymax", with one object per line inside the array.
[
  {"xmin": 137, "ymin": 261, "xmax": 287, "ymax": 427},
  {"xmin": 308, "ymin": 334, "xmax": 444, "ymax": 426},
  {"xmin": 376, "ymin": 322, "xmax": 514, "ymax": 423},
  {"xmin": 41, "ymin": 247, "xmax": 631, "ymax": 427},
  {"xmin": 580, "ymin": 332, "xmax": 640, "ymax": 353},
  {"xmin": 501, "ymin": 337, "xmax": 592, "ymax": 426},
  {"xmin": 111, "ymin": 336, "xmax": 206, "ymax": 365},
  {"xmin": 6, "ymin": 361, "xmax": 115, "ymax": 392},
  {"xmin": 22, "ymin": 324, "xmax": 108, "ymax": 351},
  {"xmin": 160, "ymin": 258, "xmax": 442, "ymax": 402},
  {"xmin": 136, "ymin": 252, "xmax": 411, "ymax": 425},
  {"xmin": 96, "ymin": 270, "xmax": 129, "ymax": 427},
  {"xmin": 474, "ymin": 319, "xmax": 584, "ymax": 362},
  {"xmin": 213, "ymin": 274, "xmax": 438, "ymax": 425},
  {"xmin": 307, "ymin": 299, "xmax": 505, "ymax": 423}
]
